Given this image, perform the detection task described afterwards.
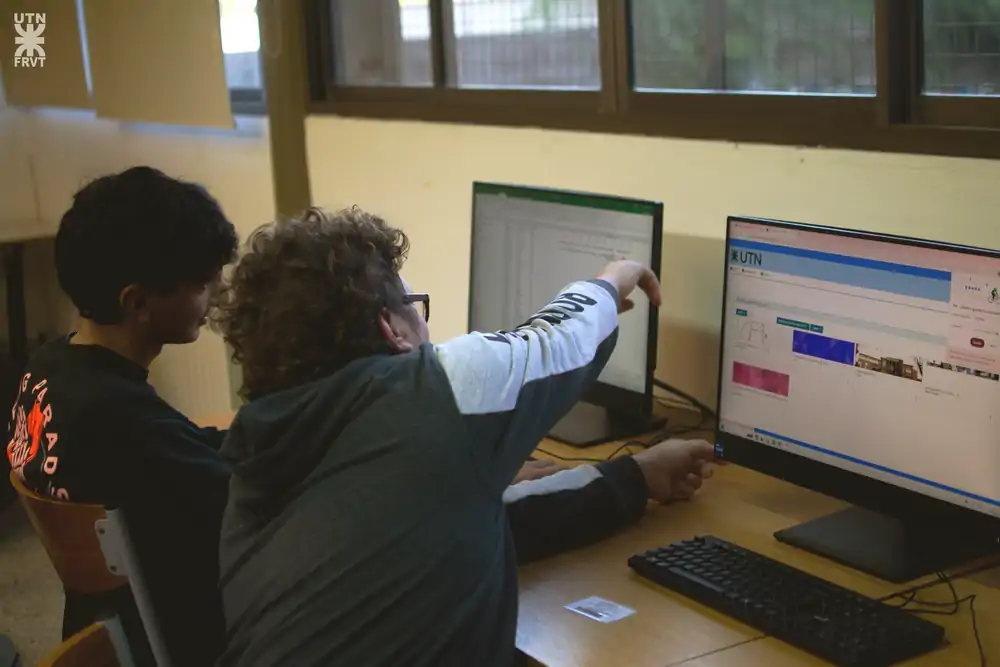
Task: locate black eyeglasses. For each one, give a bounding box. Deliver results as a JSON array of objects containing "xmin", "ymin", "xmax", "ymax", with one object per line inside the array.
[{"xmin": 402, "ymin": 293, "xmax": 430, "ymax": 323}]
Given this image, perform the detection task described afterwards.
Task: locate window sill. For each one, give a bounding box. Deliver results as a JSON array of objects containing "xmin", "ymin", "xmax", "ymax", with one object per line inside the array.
[{"xmin": 309, "ymin": 94, "xmax": 1000, "ymax": 162}]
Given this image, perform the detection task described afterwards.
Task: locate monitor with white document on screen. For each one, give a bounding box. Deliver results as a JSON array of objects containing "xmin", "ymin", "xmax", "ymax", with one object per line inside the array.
[
  {"xmin": 469, "ymin": 182, "xmax": 664, "ymax": 447},
  {"xmin": 715, "ymin": 216, "xmax": 1000, "ymax": 582}
]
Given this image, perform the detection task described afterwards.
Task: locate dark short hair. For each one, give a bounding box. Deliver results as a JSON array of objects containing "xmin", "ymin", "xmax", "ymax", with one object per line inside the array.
[
  {"xmin": 55, "ymin": 166, "xmax": 239, "ymax": 324},
  {"xmin": 212, "ymin": 206, "xmax": 411, "ymax": 400}
]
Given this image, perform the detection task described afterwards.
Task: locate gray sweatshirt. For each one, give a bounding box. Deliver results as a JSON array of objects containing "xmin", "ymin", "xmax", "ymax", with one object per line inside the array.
[{"xmin": 216, "ymin": 279, "xmax": 621, "ymax": 667}]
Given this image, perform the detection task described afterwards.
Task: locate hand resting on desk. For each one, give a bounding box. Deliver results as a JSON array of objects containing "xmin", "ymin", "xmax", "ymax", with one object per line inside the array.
[{"xmin": 634, "ymin": 439, "xmax": 718, "ymax": 503}]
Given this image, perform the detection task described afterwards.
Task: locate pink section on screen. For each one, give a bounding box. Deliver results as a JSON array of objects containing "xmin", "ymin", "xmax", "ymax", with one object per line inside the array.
[{"xmin": 732, "ymin": 361, "xmax": 791, "ymax": 397}]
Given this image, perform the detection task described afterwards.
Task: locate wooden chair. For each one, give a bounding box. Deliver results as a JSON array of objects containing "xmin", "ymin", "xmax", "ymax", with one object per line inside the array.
[
  {"xmin": 9, "ymin": 472, "xmax": 172, "ymax": 666},
  {"xmin": 8, "ymin": 472, "xmax": 127, "ymax": 594},
  {"xmin": 38, "ymin": 623, "xmax": 125, "ymax": 667}
]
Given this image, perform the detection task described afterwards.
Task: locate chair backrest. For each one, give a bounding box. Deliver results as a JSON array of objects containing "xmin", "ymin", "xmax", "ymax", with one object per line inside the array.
[
  {"xmin": 8, "ymin": 471, "xmax": 127, "ymax": 594},
  {"xmin": 10, "ymin": 472, "xmax": 171, "ymax": 666},
  {"xmin": 38, "ymin": 623, "xmax": 124, "ymax": 667},
  {"xmin": 97, "ymin": 510, "xmax": 174, "ymax": 667}
]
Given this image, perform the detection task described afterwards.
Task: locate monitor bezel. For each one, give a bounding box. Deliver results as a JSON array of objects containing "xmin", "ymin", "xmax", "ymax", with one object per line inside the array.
[
  {"xmin": 469, "ymin": 181, "xmax": 663, "ymax": 420},
  {"xmin": 715, "ymin": 215, "xmax": 1000, "ymax": 536}
]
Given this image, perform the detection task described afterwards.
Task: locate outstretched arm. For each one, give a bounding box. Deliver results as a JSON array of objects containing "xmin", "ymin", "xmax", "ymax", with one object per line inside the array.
[
  {"xmin": 434, "ymin": 279, "xmax": 621, "ymax": 492},
  {"xmin": 433, "ymin": 261, "xmax": 661, "ymax": 493}
]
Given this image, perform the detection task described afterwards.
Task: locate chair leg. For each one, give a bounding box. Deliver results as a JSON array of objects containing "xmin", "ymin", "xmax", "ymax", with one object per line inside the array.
[{"xmin": 0, "ymin": 635, "xmax": 20, "ymax": 667}]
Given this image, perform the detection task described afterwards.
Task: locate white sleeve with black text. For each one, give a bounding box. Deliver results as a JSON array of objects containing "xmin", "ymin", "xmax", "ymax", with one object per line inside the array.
[{"xmin": 433, "ymin": 279, "xmax": 620, "ymax": 492}]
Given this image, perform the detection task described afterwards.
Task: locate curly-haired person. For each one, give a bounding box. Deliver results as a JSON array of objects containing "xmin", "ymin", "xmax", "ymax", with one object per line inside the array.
[
  {"xmin": 6, "ymin": 167, "xmax": 238, "ymax": 667},
  {"xmin": 212, "ymin": 207, "xmax": 715, "ymax": 667}
]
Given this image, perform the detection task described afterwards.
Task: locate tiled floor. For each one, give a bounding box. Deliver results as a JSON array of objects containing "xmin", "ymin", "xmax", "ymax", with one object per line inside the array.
[{"xmin": 0, "ymin": 501, "xmax": 63, "ymax": 666}]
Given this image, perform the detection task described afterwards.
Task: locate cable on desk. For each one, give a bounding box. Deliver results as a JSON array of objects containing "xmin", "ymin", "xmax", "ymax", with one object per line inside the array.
[
  {"xmin": 535, "ymin": 431, "xmax": 681, "ymax": 464},
  {"xmin": 654, "ymin": 379, "xmax": 717, "ymax": 423},
  {"xmin": 534, "ymin": 385, "xmax": 719, "ymax": 465},
  {"xmin": 535, "ymin": 439, "xmax": 647, "ymax": 464},
  {"xmin": 532, "ymin": 449, "xmax": 605, "ymax": 464},
  {"xmin": 889, "ymin": 573, "xmax": 985, "ymax": 666},
  {"xmin": 879, "ymin": 560, "xmax": 1000, "ymax": 667},
  {"xmin": 877, "ymin": 558, "xmax": 1000, "ymax": 604},
  {"xmin": 534, "ymin": 412, "xmax": 718, "ymax": 465}
]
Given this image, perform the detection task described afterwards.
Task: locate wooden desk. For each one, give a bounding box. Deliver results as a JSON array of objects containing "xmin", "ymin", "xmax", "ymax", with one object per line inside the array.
[
  {"xmin": 523, "ymin": 438, "xmax": 999, "ymax": 667},
  {"xmin": 196, "ymin": 412, "xmax": 999, "ymax": 666}
]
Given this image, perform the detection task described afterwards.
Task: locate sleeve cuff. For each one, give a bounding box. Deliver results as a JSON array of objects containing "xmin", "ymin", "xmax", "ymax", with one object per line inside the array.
[
  {"xmin": 595, "ymin": 455, "xmax": 649, "ymax": 520},
  {"xmin": 586, "ymin": 278, "xmax": 620, "ymax": 306}
]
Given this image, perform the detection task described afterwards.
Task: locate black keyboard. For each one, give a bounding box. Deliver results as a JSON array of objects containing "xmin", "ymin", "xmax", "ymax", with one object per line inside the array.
[{"xmin": 628, "ymin": 536, "xmax": 945, "ymax": 667}]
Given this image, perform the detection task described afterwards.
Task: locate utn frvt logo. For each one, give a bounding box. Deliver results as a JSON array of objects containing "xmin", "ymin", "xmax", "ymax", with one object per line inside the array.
[{"xmin": 13, "ymin": 12, "xmax": 46, "ymax": 68}]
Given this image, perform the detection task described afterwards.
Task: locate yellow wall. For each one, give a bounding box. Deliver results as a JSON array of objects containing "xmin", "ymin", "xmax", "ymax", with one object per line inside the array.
[
  {"xmin": 306, "ymin": 117, "xmax": 1000, "ymax": 407},
  {"xmin": 0, "ymin": 107, "xmax": 273, "ymax": 416},
  {"xmin": 3, "ymin": 106, "xmax": 1000, "ymax": 413}
]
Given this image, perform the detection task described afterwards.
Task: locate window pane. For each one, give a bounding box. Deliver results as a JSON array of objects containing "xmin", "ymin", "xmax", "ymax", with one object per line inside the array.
[
  {"xmin": 631, "ymin": 0, "xmax": 876, "ymax": 95},
  {"xmin": 330, "ymin": 0, "xmax": 433, "ymax": 87},
  {"xmin": 923, "ymin": 0, "xmax": 1000, "ymax": 96},
  {"xmin": 219, "ymin": 0, "xmax": 262, "ymax": 89},
  {"xmin": 450, "ymin": 0, "xmax": 600, "ymax": 89}
]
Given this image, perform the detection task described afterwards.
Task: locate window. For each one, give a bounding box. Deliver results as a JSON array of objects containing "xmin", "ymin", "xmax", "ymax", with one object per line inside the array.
[
  {"xmin": 330, "ymin": 0, "xmax": 434, "ymax": 86},
  {"xmin": 448, "ymin": 0, "xmax": 601, "ymax": 89},
  {"xmin": 328, "ymin": 0, "xmax": 600, "ymax": 89},
  {"xmin": 220, "ymin": 0, "xmax": 266, "ymax": 113},
  {"xmin": 914, "ymin": 0, "xmax": 1000, "ymax": 130},
  {"xmin": 923, "ymin": 0, "xmax": 1000, "ymax": 96},
  {"xmin": 307, "ymin": 0, "xmax": 1000, "ymax": 159},
  {"xmin": 631, "ymin": 0, "xmax": 875, "ymax": 95}
]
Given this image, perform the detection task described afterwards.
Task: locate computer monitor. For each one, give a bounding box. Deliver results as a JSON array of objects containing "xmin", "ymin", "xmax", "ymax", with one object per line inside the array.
[
  {"xmin": 469, "ymin": 182, "xmax": 664, "ymax": 447},
  {"xmin": 716, "ymin": 216, "xmax": 1000, "ymax": 583}
]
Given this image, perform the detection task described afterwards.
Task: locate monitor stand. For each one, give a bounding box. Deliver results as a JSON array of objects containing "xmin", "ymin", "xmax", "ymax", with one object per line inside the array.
[
  {"xmin": 547, "ymin": 401, "xmax": 665, "ymax": 448},
  {"xmin": 774, "ymin": 506, "xmax": 1000, "ymax": 584}
]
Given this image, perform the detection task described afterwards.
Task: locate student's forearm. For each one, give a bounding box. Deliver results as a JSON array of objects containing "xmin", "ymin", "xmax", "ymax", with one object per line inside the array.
[{"xmin": 504, "ymin": 457, "xmax": 649, "ymax": 565}]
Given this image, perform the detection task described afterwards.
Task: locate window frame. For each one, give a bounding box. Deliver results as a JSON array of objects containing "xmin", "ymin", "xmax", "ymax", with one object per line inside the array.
[
  {"xmin": 904, "ymin": 0, "xmax": 1000, "ymax": 131},
  {"xmin": 309, "ymin": 0, "xmax": 615, "ymax": 122},
  {"xmin": 305, "ymin": 0, "xmax": 1000, "ymax": 160}
]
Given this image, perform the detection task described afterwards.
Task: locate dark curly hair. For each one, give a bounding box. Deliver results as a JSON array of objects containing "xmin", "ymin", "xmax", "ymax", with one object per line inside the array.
[
  {"xmin": 56, "ymin": 166, "xmax": 238, "ymax": 324},
  {"xmin": 212, "ymin": 207, "xmax": 413, "ymax": 400}
]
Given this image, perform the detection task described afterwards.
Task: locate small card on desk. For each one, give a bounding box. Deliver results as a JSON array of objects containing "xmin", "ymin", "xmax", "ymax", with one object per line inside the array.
[{"xmin": 565, "ymin": 596, "xmax": 635, "ymax": 623}]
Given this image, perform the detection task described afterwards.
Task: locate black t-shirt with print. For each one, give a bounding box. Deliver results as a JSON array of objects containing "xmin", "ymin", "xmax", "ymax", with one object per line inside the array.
[{"xmin": 6, "ymin": 335, "xmax": 231, "ymax": 667}]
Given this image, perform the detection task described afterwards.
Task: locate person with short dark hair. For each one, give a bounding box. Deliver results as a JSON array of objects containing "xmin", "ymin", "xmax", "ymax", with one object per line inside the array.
[
  {"xmin": 212, "ymin": 207, "xmax": 715, "ymax": 667},
  {"xmin": 5, "ymin": 166, "xmax": 239, "ymax": 667}
]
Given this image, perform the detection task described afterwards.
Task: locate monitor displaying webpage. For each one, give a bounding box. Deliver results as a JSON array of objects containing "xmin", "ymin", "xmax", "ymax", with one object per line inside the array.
[
  {"xmin": 470, "ymin": 184, "xmax": 658, "ymax": 395},
  {"xmin": 718, "ymin": 219, "xmax": 1000, "ymax": 519}
]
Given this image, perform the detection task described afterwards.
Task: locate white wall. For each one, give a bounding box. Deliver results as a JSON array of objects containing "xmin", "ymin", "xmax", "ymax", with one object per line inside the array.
[
  {"xmin": 0, "ymin": 106, "xmax": 273, "ymax": 418},
  {"xmin": 306, "ymin": 117, "xmax": 1000, "ymax": 407}
]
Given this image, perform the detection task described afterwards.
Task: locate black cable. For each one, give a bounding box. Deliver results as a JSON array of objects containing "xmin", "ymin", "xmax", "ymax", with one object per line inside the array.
[
  {"xmin": 653, "ymin": 378, "xmax": 717, "ymax": 423},
  {"xmin": 882, "ymin": 569, "xmax": 992, "ymax": 667},
  {"xmin": 534, "ymin": 386, "xmax": 717, "ymax": 465},
  {"xmin": 877, "ymin": 558, "xmax": 1000, "ymax": 603},
  {"xmin": 532, "ymin": 448, "xmax": 604, "ymax": 464},
  {"xmin": 970, "ymin": 595, "xmax": 985, "ymax": 667},
  {"xmin": 605, "ymin": 440, "xmax": 645, "ymax": 461},
  {"xmin": 534, "ymin": 440, "xmax": 644, "ymax": 464},
  {"xmin": 535, "ymin": 432, "xmax": 670, "ymax": 465}
]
